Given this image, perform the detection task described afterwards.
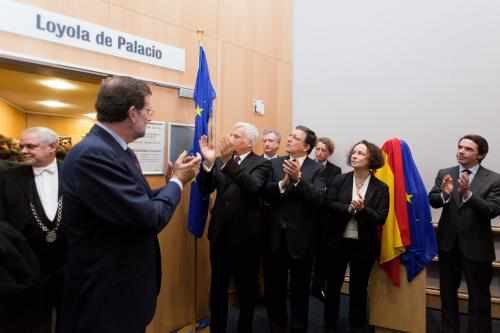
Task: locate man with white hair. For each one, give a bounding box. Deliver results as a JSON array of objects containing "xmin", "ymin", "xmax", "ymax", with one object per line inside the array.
[
  {"xmin": 198, "ymin": 122, "xmax": 271, "ymax": 333},
  {"xmin": 0, "ymin": 127, "xmax": 66, "ymax": 332}
]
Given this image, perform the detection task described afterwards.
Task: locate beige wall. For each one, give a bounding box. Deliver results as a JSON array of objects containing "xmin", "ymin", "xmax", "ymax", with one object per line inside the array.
[
  {"xmin": 0, "ymin": 1, "xmax": 292, "ymax": 331},
  {"xmin": 0, "ymin": 99, "xmax": 26, "ymax": 138},
  {"xmin": 26, "ymin": 114, "xmax": 95, "ymax": 145}
]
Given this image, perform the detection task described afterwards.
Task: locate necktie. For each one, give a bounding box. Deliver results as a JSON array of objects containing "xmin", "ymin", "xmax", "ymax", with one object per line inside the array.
[
  {"xmin": 126, "ymin": 148, "xmax": 142, "ymax": 172},
  {"xmin": 234, "ymin": 155, "xmax": 241, "ymax": 164},
  {"xmin": 462, "ymin": 169, "xmax": 472, "ymax": 175}
]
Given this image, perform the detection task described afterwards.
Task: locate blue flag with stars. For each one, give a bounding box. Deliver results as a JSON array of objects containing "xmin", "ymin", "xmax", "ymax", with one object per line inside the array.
[
  {"xmin": 400, "ymin": 140, "xmax": 437, "ymax": 281},
  {"xmin": 187, "ymin": 46, "xmax": 216, "ymax": 238}
]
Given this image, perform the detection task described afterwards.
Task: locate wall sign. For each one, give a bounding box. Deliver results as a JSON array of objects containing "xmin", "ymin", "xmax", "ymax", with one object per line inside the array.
[
  {"xmin": 128, "ymin": 121, "xmax": 167, "ymax": 175},
  {"xmin": 0, "ymin": 0, "xmax": 185, "ymax": 71}
]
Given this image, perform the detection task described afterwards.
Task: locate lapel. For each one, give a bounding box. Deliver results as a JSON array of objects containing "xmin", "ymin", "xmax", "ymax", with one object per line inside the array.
[
  {"xmin": 470, "ymin": 165, "xmax": 486, "ymax": 194},
  {"xmin": 125, "ymin": 153, "xmax": 152, "ymax": 196},
  {"xmin": 18, "ymin": 166, "xmax": 35, "ymax": 204},
  {"xmin": 92, "ymin": 125, "xmax": 152, "ymax": 196},
  {"xmin": 364, "ymin": 175, "xmax": 377, "ymax": 205},
  {"xmin": 300, "ymin": 157, "xmax": 316, "ymax": 182},
  {"xmin": 239, "ymin": 152, "xmax": 257, "ymax": 172},
  {"xmin": 342, "ymin": 172, "xmax": 354, "ymax": 202},
  {"xmin": 273, "ymin": 156, "xmax": 286, "ymax": 181},
  {"xmin": 451, "ymin": 166, "xmax": 461, "ymax": 206}
]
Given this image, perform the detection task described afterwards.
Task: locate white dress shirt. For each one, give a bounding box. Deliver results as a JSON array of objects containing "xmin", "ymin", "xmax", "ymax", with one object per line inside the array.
[
  {"xmin": 33, "ymin": 159, "xmax": 59, "ymax": 221},
  {"xmin": 343, "ymin": 173, "xmax": 371, "ymax": 239}
]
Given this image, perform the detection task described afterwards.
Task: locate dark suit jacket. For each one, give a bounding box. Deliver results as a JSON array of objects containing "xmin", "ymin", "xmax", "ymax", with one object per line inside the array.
[
  {"xmin": 265, "ymin": 156, "xmax": 324, "ymax": 259},
  {"xmin": 0, "ymin": 162, "xmax": 66, "ymax": 281},
  {"xmin": 318, "ymin": 161, "xmax": 342, "ymax": 227},
  {"xmin": 429, "ymin": 165, "xmax": 500, "ymax": 262},
  {"xmin": 198, "ymin": 153, "xmax": 271, "ymax": 246},
  {"xmin": 325, "ymin": 172, "xmax": 389, "ymax": 255},
  {"xmin": 59, "ymin": 125, "xmax": 182, "ymax": 333},
  {"xmin": 320, "ymin": 161, "xmax": 342, "ymax": 189}
]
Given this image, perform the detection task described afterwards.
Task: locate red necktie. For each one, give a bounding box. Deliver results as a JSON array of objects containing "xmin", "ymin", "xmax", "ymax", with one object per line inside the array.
[{"xmin": 126, "ymin": 148, "xmax": 142, "ymax": 172}]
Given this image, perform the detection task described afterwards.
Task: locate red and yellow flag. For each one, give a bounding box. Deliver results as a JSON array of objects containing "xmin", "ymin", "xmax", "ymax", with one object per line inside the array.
[{"xmin": 374, "ymin": 138, "xmax": 411, "ymax": 286}]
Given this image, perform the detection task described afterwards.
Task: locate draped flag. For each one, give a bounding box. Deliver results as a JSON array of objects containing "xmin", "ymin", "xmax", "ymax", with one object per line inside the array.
[
  {"xmin": 374, "ymin": 139, "xmax": 407, "ymax": 286},
  {"xmin": 400, "ymin": 140, "xmax": 437, "ymax": 281},
  {"xmin": 375, "ymin": 138, "xmax": 435, "ymax": 286},
  {"xmin": 187, "ymin": 46, "xmax": 216, "ymax": 238}
]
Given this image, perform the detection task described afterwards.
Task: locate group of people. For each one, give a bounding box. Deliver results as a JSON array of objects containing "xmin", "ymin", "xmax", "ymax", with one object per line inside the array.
[{"xmin": 0, "ymin": 75, "xmax": 499, "ymax": 333}]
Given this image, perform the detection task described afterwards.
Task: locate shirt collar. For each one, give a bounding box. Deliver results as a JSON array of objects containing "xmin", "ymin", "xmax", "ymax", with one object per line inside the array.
[
  {"xmin": 290, "ymin": 154, "xmax": 307, "ymax": 168},
  {"xmin": 316, "ymin": 160, "xmax": 327, "ymax": 167},
  {"xmin": 236, "ymin": 151, "xmax": 251, "ymax": 163},
  {"xmin": 263, "ymin": 154, "xmax": 277, "ymax": 160},
  {"xmin": 96, "ymin": 122, "xmax": 128, "ymax": 151},
  {"xmin": 459, "ymin": 163, "xmax": 480, "ymax": 177},
  {"xmin": 33, "ymin": 158, "xmax": 58, "ymax": 176}
]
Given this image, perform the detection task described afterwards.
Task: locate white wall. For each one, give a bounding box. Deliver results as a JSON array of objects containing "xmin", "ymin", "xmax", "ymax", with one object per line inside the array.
[{"xmin": 293, "ymin": 0, "xmax": 500, "ymax": 199}]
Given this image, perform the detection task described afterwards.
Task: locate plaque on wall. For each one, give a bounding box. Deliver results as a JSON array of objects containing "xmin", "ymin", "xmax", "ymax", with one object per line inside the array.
[{"xmin": 128, "ymin": 121, "xmax": 167, "ymax": 175}]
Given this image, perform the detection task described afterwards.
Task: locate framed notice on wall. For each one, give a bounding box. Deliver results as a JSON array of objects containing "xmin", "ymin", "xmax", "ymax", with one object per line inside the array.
[
  {"xmin": 128, "ymin": 121, "xmax": 167, "ymax": 175},
  {"xmin": 167, "ymin": 122, "xmax": 194, "ymax": 162}
]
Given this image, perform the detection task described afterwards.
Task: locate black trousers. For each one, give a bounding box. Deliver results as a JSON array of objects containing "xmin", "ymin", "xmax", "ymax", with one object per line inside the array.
[
  {"xmin": 0, "ymin": 272, "xmax": 62, "ymax": 333},
  {"xmin": 209, "ymin": 238, "xmax": 260, "ymax": 333},
  {"xmin": 324, "ymin": 238, "xmax": 375, "ymax": 330},
  {"xmin": 439, "ymin": 246, "xmax": 493, "ymax": 333},
  {"xmin": 265, "ymin": 231, "xmax": 313, "ymax": 333}
]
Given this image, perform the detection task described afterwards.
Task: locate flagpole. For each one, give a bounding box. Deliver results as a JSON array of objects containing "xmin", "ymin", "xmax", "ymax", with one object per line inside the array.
[{"xmin": 191, "ymin": 29, "xmax": 205, "ymax": 333}]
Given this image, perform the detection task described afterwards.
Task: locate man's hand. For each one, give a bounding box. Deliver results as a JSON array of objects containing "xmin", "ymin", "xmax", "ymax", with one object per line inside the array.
[
  {"xmin": 199, "ymin": 135, "xmax": 216, "ymax": 167},
  {"xmin": 283, "ymin": 159, "xmax": 301, "ymax": 182},
  {"xmin": 173, "ymin": 151, "xmax": 202, "ymax": 185},
  {"xmin": 218, "ymin": 136, "xmax": 234, "ymax": 163},
  {"xmin": 441, "ymin": 174, "xmax": 454, "ymax": 194},
  {"xmin": 164, "ymin": 161, "xmax": 174, "ymax": 182},
  {"xmin": 458, "ymin": 172, "xmax": 470, "ymax": 196}
]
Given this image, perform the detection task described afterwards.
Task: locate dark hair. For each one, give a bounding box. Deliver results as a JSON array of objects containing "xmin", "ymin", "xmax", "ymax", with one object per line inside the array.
[
  {"xmin": 458, "ymin": 134, "xmax": 489, "ymax": 162},
  {"xmin": 317, "ymin": 137, "xmax": 335, "ymax": 154},
  {"xmin": 347, "ymin": 140, "xmax": 385, "ymax": 170},
  {"xmin": 95, "ymin": 76, "xmax": 152, "ymax": 123},
  {"xmin": 295, "ymin": 125, "xmax": 317, "ymax": 154}
]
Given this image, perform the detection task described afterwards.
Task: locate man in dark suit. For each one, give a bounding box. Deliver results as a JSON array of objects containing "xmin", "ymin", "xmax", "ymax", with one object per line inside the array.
[
  {"xmin": 429, "ymin": 134, "xmax": 500, "ymax": 333},
  {"xmin": 58, "ymin": 76, "xmax": 200, "ymax": 333},
  {"xmin": 264, "ymin": 125, "xmax": 324, "ymax": 333},
  {"xmin": 0, "ymin": 127, "xmax": 66, "ymax": 333},
  {"xmin": 311, "ymin": 137, "xmax": 341, "ymax": 301},
  {"xmin": 198, "ymin": 122, "xmax": 271, "ymax": 333}
]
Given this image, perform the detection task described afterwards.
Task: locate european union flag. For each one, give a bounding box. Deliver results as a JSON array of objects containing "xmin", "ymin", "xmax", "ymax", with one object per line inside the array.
[
  {"xmin": 400, "ymin": 140, "xmax": 437, "ymax": 281},
  {"xmin": 187, "ymin": 46, "xmax": 216, "ymax": 237}
]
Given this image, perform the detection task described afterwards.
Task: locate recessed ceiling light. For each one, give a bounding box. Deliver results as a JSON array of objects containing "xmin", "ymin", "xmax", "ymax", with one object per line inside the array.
[
  {"xmin": 84, "ymin": 113, "xmax": 97, "ymax": 119},
  {"xmin": 39, "ymin": 100, "xmax": 69, "ymax": 108},
  {"xmin": 40, "ymin": 79, "xmax": 76, "ymax": 90}
]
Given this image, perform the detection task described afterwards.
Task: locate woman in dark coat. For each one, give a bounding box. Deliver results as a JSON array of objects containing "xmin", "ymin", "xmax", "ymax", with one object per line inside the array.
[{"xmin": 323, "ymin": 140, "xmax": 389, "ymax": 333}]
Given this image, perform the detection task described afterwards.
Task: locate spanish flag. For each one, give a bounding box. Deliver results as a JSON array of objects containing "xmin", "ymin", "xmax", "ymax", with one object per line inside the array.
[{"xmin": 374, "ymin": 139, "xmax": 411, "ymax": 286}]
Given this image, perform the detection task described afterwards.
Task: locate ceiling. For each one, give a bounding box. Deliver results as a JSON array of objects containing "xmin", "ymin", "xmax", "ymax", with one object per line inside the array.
[{"xmin": 0, "ymin": 66, "xmax": 100, "ymax": 118}]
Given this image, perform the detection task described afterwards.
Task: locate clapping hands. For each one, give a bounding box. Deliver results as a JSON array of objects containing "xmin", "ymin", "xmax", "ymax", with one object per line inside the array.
[{"xmin": 172, "ymin": 151, "xmax": 202, "ymax": 185}]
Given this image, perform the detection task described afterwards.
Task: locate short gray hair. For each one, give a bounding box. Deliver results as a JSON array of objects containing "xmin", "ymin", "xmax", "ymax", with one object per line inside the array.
[
  {"xmin": 262, "ymin": 128, "xmax": 281, "ymax": 142},
  {"xmin": 22, "ymin": 127, "xmax": 59, "ymax": 144},
  {"xmin": 233, "ymin": 122, "xmax": 259, "ymax": 147}
]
